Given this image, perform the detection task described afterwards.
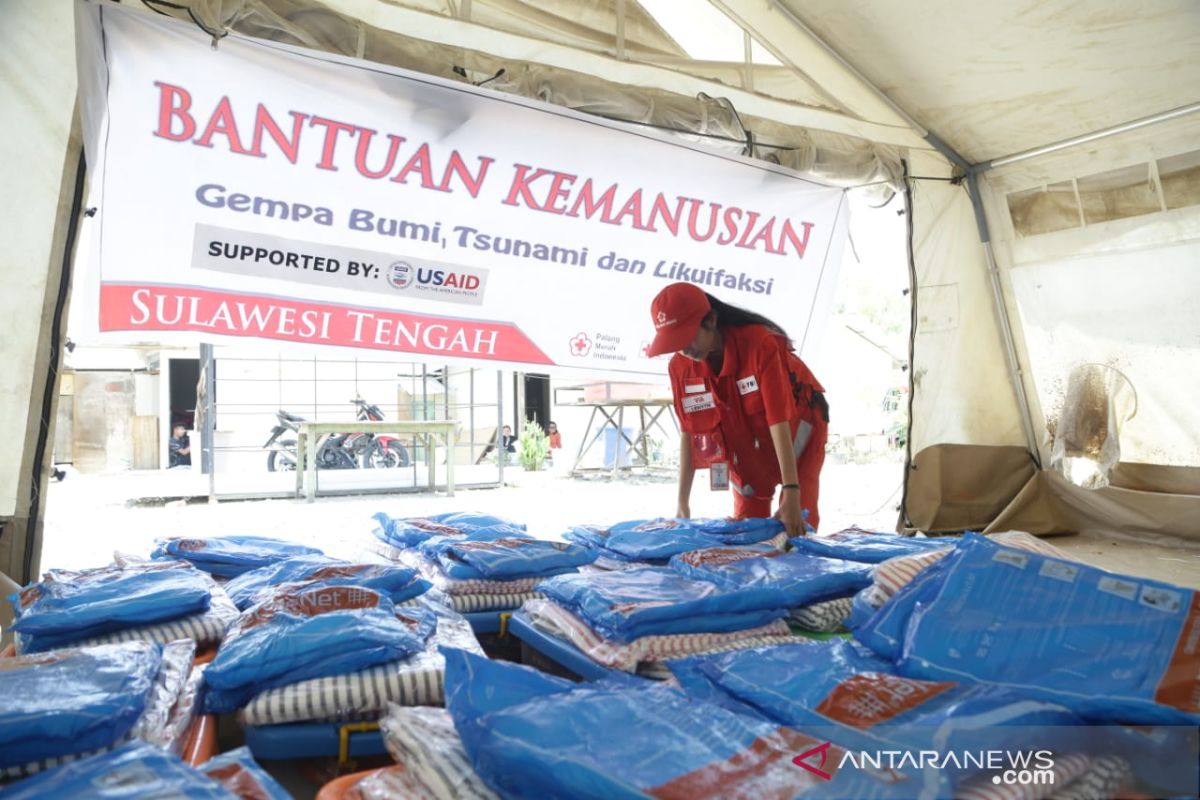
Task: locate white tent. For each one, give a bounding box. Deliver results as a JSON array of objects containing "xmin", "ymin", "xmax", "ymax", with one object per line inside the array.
[{"xmin": 2, "ymin": 0, "xmax": 1198, "ymax": 584}]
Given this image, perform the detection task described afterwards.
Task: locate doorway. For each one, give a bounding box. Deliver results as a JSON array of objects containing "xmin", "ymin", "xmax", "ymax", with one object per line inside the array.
[
  {"xmin": 169, "ymin": 358, "xmax": 199, "ymax": 430},
  {"xmin": 523, "ymin": 373, "xmax": 551, "ymax": 430}
]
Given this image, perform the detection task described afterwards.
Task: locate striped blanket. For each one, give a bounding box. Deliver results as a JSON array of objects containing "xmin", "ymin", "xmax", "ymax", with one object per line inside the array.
[
  {"xmin": 239, "ymin": 610, "xmax": 484, "ymax": 726},
  {"xmin": 522, "ymin": 599, "xmax": 796, "ymax": 673}
]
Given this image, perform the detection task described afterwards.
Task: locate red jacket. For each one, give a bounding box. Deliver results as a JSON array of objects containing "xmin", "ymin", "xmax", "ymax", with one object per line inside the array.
[{"xmin": 669, "ymin": 324, "xmax": 826, "ymax": 499}]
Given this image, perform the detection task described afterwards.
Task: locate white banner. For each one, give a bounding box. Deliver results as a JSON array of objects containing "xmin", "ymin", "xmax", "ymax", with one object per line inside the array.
[{"xmin": 75, "ymin": 4, "xmax": 847, "ymax": 375}]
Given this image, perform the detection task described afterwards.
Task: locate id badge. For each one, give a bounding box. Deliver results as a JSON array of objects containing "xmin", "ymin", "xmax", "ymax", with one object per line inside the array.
[{"xmin": 709, "ymin": 462, "xmax": 729, "ymax": 491}]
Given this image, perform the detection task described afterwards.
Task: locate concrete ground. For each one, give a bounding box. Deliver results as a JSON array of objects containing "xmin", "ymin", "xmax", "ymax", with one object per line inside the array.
[
  {"xmin": 40, "ymin": 457, "xmax": 1200, "ymax": 588},
  {"xmin": 40, "ymin": 458, "xmax": 907, "ymax": 572}
]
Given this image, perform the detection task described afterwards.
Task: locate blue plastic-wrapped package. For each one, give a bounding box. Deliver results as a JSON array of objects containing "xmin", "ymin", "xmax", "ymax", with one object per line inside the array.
[
  {"xmin": 790, "ymin": 528, "xmax": 954, "ymax": 563},
  {"xmin": 0, "ymin": 642, "xmax": 161, "ymax": 769},
  {"xmin": 844, "ymin": 584, "xmax": 888, "ymax": 632},
  {"xmin": 202, "ymin": 585, "xmax": 428, "ymax": 713},
  {"xmin": 152, "ymin": 536, "xmax": 324, "ymax": 578},
  {"xmin": 674, "ymin": 641, "xmax": 1084, "ymax": 792},
  {"xmin": 417, "ymin": 524, "xmax": 534, "ymax": 558},
  {"xmin": 566, "ymin": 524, "xmax": 727, "ymax": 563},
  {"xmin": 853, "ymin": 553, "xmax": 953, "ymax": 661},
  {"xmin": 682, "ymin": 517, "xmax": 787, "ymax": 543},
  {"xmin": 567, "ymin": 517, "xmax": 785, "ymax": 563},
  {"xmin": 536, "ymin": 567, "xmax": 786, "ymax": 642},
  {"xmin": 372, "ymin": 511, "xmax": 525, "ymax": 548},
  {"xmin": 443, "ymin": 648, "xmax": 874, "ymax": 800},
  {"xmin": 668, "ymin": 548, "xmax": 874, "ymax": 608},
  {"xmin": 10, "ymin": 562, "xmax": 212, "ymax": 652},
  {"xmin": 435, "ymin": 538, "xmax": 595, "ymax": 580},
  {"xmin": 222, "ymin": 556, "xmax": 429, "ymax": 610},
  {"xmin": 895, "ymin": 533, "xmax": 1200, "ymax": 725},
  {"xmin": 199, "ymin": 746, "xmax": 290, "ymax": 799},
  {"xmin": 1, "ymin": 742, "xmax": 235, "ymax": 799}
]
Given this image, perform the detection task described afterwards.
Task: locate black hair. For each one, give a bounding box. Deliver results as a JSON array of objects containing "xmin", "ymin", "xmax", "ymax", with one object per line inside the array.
[{"xmin": 704, "ymin": 292, "xmax": 792, "ymax": 346}]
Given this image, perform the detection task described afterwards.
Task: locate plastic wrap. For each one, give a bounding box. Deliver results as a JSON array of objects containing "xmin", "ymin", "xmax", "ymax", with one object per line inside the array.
[
  {"xmin": 444, "ymin": 592, "xmax": 543, "ymax": 614},
  {"xmin": 0, "ymin": 642, "xmax": 160, "ymax": 770},
  {"xmin": 200, "ymin": 746, "xmax": 291, "ymax": 800},
  {"xmin": 844, "ymin": 584, "xmax": 890, "ymax": 632},
  {"xmin": 347, "ymin": 767, "xmax": 436, "ymax": 800},
  {"xmin": 130, "ymin": 639, "xmax": 196, "ymax": 749},
  {"xmin": 223, "ymin": 556, "xmax": 429, "ymax": 610},
  {"xmin": 1045, "ymin": 756, "xmax": 1131, "ymax": 800},
  {"xmin": 789, "ymin": 596, "xmax": 855, "ymax": 633},
  {"xmin": 417, "ymin": 525, "xmax": 534, "ymax": 559},
  {"xmin": 956, "ymin": 754, "xmax": 1091, "ymax": 800},
  {"xmin": 239, "ymin": 600, "xmax": 483, "ymax": 726},
  {"xmin": 161, "ymin": 663, "xmax": 207, "ymax": 756},
  {"xmin": 669, "ymin": 548, "xmax": 874, "ymax": 607},
  {"xmin": 152, "ymin": 535, "xmax": 324, "ymax": 578},
  {"xmin": 871, "ymin": 530, "xmax": 1074, "ymax": 599},
  {"xmin": 567, "ymin": 517, "xmax": 785, "ymax": 563},
  {"xmin": 522, "ymin": 599, "xmax": 794, "ymax": 672},
  {"xmin": 896, "ymin": 534, "xmax": 1200, "ymax": 725},
  {"xmin": 443, "ymin": 648, "xmax": 865, "ymax": 799},
  {"xmin": 202, "ymin": 585, "xmax": 427, "ymax": 713},
  {"xmin": 0, "ymin": 742, "xmax": 235, "ymax": 799},
  {"xmin": 372, "ymin": 512, "xmax": 525, "ymax": 549},
  {"xmin": 374, "ymin": 705, "xmax": 500, "ymax": 800},
  {"xmin": 11, "ymin": 563, "xmax": 213, "ymax": 652},
  {"xmin": 435, "ymin": 538, "xmax": 595, "ymax": 580},
  {"xmin": 789, "ymin": 527, "xmax": 955, "ymax": 563},
  {"xmin": 69, "ymin": 581, "xmax": 239, "ymax": 651},
  {"xmin": 567, "ymin": 524, "xmax": 734, "ymax": 563},
  {"xmin": 536, "ymin": 566, "xmax": 788, "ymax": 642},
  {"xmin": 674, "ymin": 640, "xmax": 1084, "ymax": 791},
  {"xmin": 853, "ymin": 549, "xmax": 955, "ymax": 661}
]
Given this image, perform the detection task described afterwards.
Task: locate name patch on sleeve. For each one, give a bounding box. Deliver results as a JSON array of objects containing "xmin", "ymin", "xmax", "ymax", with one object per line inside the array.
[{"xmin": 737, "ymin": 375, "xmax": 759, "ymax": 395}]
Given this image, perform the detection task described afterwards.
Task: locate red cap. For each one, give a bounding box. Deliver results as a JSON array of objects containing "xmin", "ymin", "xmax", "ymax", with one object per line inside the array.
[{"xmin": 646, "ymin": 283, "xmax": 711, "ymax": 357}]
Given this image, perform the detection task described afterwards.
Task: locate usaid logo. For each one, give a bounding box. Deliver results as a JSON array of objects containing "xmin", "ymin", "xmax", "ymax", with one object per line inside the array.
[
  {"xmin": 383, "ymin": 259, "xmax": 489, "ymax": 306},
  {"xmin": 387, "ymin": 260, "xmax": 415, "ymax": 289},
  {"xmin": 388, "ymin": 261, "xmax": 483, "ymax": 292}
]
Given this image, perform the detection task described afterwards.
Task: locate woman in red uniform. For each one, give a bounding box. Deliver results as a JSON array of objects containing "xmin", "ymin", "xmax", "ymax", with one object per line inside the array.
[{"xmin": 646, "ymin": 282, "xmax": 829, "ymax": 536}]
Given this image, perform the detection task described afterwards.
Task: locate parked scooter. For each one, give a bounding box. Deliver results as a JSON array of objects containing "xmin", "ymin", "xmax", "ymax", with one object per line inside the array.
[
  {"xmin": 263, "ymin": 400, "xmax": 411, "ymax": 472},
  {"xmin": 350, "ymin": 398, "xmax": 412, "ymax": 469},
  {"xmin": 263, "ymin": 409, "xmax": 358, "ymax": 472}
]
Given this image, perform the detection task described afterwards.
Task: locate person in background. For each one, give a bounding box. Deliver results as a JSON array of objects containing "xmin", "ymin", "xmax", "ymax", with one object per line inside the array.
[
  {"xmin": 548, "ymin": 421, "xmax": 562, "ymax": 450},
  {"xmin": 169, "ymin": 424, "xmax": 192, "ymax": 468},
  {"xmin": 645, "ymin": 282, "xmax": 829, "ymax": 536},
  {"xmin": 501, "ymin": 425, "xmax": 517, "ymax": 454}
]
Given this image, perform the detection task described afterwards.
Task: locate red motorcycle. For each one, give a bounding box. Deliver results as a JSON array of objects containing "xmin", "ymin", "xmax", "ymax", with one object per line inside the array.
[
  {"xmin": 263, "ymin": 399, "xmax": 410, "ymax": 471},
  {"xmin": 350, "ymin": 398, "xmax": 411, "ymax": 469}
]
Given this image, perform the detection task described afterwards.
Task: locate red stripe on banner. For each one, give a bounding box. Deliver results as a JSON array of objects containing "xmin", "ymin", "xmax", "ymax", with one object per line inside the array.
[{"xmin": 99, "ymin": 283, "xmax": 553, "ymax": 364}]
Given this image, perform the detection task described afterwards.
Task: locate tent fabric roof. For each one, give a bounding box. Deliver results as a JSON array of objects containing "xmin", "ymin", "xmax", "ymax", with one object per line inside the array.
[{"xmin": 778, "ymin": 0, "xmax": 1200, "ymax": 165}]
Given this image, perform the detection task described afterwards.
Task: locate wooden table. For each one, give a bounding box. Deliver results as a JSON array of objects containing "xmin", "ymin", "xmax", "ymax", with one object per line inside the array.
[{"xmin": 295, "ymin": 420, "xmax": 459, "ymax": 503}]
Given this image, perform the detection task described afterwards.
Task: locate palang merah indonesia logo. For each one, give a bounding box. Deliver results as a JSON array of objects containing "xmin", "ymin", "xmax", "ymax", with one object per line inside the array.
[{"xmin": 569, "ymin": 332, "xmax": 592, "ymax": 357}]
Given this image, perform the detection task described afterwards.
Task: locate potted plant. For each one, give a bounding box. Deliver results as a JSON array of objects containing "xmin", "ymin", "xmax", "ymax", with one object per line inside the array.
[{"xmin": 518, "ymin": 420, "xmax": 551, "ymax": 471}]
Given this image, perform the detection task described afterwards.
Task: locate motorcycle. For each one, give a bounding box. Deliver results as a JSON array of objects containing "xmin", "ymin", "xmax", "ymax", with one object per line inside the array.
[
  {"xmin": 263, "ymin": 400, "xmax": 411, "ymax": 472},
  {"xmin": 350, "ymin": 398, "xmax": 412, "ymax": 469}
]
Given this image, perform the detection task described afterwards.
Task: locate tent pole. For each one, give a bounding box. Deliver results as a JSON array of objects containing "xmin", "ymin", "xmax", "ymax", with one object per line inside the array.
[
  {"xmin": 976, "ymin": 102, "xmax": 1200, "ymax": 172},
  {"xmin": 965, "ymin": 173, "xmax": 1042, "ymax": 468}
]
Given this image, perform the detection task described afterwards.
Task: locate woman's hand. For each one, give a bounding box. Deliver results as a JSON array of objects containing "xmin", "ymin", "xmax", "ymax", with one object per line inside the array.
[
  {"xmin": 676, "ymin": 503, "xmax": 691, "ymax": 520},
  {"xmin": 775, "ymin": 490, "xmax": 806, "ymax": 537}
]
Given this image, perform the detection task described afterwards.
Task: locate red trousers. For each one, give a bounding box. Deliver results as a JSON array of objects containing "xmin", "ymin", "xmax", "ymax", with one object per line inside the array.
[{"xmin": 731, "ymin": 420, "xmax": 827, "ymax": 530}]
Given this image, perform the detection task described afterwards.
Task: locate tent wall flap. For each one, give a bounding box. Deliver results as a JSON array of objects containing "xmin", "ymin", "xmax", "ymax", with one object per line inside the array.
[
  {"xmin": 0, "ymin": 0, "xmax": 83, "ymax": 586},
  {"xmin": 905, "ymin": 444, "xmax": 1037, "ymax": 533}
]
